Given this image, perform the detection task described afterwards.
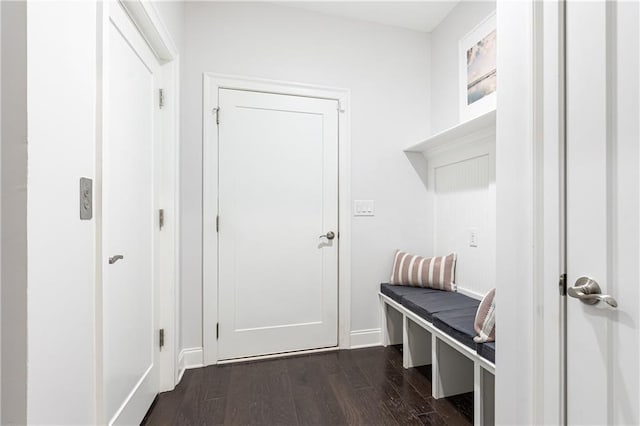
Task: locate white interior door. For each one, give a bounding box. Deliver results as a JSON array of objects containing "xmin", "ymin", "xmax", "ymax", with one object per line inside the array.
[
  {"xmin": 217, "ymin": 89, "xmax": 339, "ymax": 360},
  {"xmin": 103, "ymin": 3, "xmax": 161, "ymax": 424},
  {"xmin": 566, "ymin": 1, "xmax": 639, "ymax": 424}
]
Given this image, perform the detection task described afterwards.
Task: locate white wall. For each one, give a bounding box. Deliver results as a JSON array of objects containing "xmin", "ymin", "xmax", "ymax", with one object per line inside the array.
[
  {"xmin": 26, "ymin": 2, "xmax": 98, "ymax": 423},
  {"xmin": 432, "ymin": 147, "xmax": 496, "ymax": 298},
  {"xmin": 422, "ymin": 1, "xmax": 496, "ymax": 296},
  {"xmin": 425, "ymin": 0, "xmax": 497, "ymax": 299},
  {"xmin": 180, "ymin": 2, "xmax": 432, "ymax": 352},
  {"xmin": 495, "ymin": 0, "xmax": 535, "ymax": 424},
  {"xmin": 153, "ymin": 1, "xmax": 184, "ymax": 54},
  {"xmin": 20, "ymin": 1, "xmax": 185, "ymax": 423},
  {"xmin": 430, "ymin": 1, "xmax": 496, "ymax": 133},
  {"xmin": 1, "ymin": 2, "xmax": 27, "ymax": 424}
]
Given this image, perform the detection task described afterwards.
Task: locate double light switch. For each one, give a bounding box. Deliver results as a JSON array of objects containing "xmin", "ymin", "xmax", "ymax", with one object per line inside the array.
[{"xmin": 354, "ymin": 200, "xmax": 374, "ymax": 216}]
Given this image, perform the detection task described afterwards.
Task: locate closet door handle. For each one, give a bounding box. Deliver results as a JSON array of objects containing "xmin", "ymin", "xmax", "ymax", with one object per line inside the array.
[
  {"xmin": 568, "ymin": 276, "xmax": 617, "ymax": 308},
  {"xmin": 319, "ymin": 231, "xmax": 336, "ymax": 240},
  {"xmin": 109, "ymin": 255, "xmax": 124, "ymax": 265}
]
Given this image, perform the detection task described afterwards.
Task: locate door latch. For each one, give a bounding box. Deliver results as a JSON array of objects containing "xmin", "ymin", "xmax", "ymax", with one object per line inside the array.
[{"xmin": 559, "ymin": 273, "xmax": 567, "ymax": 296}]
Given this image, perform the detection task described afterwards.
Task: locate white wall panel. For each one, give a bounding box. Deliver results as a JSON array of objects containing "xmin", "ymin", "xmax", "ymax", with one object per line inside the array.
[{"xmin": 434, "ymin": 154, "xmax": 495, "ymax": 297}]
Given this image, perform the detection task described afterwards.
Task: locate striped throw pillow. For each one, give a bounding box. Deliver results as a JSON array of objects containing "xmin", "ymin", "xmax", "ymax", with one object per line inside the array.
[
  {"xmin": 389, "ymin": 250, "xmax": 457, "ymax": 291},
  {"xmin": 473, "ymin": 288, "xmax": 496, "ymax": 343}
]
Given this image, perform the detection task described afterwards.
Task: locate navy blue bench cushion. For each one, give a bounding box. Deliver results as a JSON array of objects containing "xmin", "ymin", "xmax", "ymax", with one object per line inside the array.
[
  {"xmin": 477, "ymin": 342, "xmax": 495, "ymax": 363},
  {"xmin": 380, "ymin": 283, "xmax": 439, "ymax": 304},
  {"xmin": 432, "ymin": 306, "xmax": 479, "ymax": 350},
  {"xmin": 401, "ymin": 290, "xmax": 480, "ymax": 323}
]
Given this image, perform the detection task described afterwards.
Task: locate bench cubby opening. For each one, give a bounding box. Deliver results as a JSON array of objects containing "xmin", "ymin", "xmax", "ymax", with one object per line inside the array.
[
  {"xmin": 474, "ymin": 364, "xmax": 495, "ymax": 425},
  {"xmin": 381, "ymin": 297, "xmax": 403, "ymax": 346},
  {"xmin": 433, "ymin": 335, "xmax": 474, "ymax": 398},
  {"xmin": 404, "ymin": 317, "xmax": 432, "ymax": 369}
]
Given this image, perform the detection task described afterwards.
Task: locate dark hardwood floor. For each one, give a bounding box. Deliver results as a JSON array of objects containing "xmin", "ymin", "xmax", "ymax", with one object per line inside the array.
[{"xmin": 142, "ymin": 346, "xmax": 473, "ymax": 426}]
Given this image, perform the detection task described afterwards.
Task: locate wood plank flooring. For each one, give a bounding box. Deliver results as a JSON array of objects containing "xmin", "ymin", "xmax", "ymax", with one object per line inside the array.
[{"xmin": 142, "ymin": 346, "xmax": 473, "ymax": 426}]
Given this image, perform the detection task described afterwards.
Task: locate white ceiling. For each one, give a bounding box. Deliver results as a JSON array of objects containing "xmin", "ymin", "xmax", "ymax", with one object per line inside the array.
[{"xmin": 274, "ymin": 1, "xmax": 459, "ymax": 33}]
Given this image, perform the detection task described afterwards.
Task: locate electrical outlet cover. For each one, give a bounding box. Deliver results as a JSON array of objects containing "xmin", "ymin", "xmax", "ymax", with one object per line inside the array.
[{"xmin": 469, "ymin": 227, "xmax": 479, "ymax": 247}]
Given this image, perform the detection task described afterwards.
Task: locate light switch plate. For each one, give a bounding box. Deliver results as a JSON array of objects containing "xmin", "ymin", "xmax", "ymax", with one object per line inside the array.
[
  {"xmin": 354, "ymin": 200, "xmax": 374, "ymax": 216},
  {"xmin": 80, "ymin": 177, "xmax": 93, "ymax": 220}
]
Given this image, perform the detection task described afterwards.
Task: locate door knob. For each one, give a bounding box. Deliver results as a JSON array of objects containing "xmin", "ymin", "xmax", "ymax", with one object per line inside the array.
[
  {"xmin": 109, "ymin": 255, "xmax": 124, "ymax": 265},
  {"xmin": 568, "ymin": 276, "xmax": 618, "ymax": 308},
  {"xmin": 319, "ymin": 231, "xmax": 336, "ymax": 240}
]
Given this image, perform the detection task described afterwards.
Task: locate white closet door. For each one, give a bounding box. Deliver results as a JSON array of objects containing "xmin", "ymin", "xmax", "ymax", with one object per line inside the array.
[
  {"xmin": 565, "ymin": 1, "xmax": 640, "ymax": 424},
  {"xmin": 103, "ymin": 3, "xmax": 161, "ymax": 424},
  {"xmin": 217, "ymin": 88, "xmax": 339, "ymax": 360}
]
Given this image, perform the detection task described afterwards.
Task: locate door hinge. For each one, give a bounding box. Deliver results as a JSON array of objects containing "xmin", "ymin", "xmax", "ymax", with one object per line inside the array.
[
  {"xmin": 159, "ymin": 328, "xmax": 165, "ymax": 350},
  {"xmin": 216, "ymin": 323, "xmax": 219, "ymax": 340},
  {"xmin": 559, "ymin": 273, "xmax": 567, "ymax": 296},
  {"xmin": 159, "ymin": 88, "xmax": 165, "ymax": 109},
  {"xmin": 213, "ymin": 107, "xmax": 220, "ymax": 125},
  {"xmin": 216, "ymin": 215, "xmax": 219, "ymax": 233},
  {"xmin": 159, "ymin": 209, "xmax": 165, "ymax": 230}
]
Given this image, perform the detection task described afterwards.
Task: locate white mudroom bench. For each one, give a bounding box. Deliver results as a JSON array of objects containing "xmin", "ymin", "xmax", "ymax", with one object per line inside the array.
[{"xmin": 379, "ymin": 284, "xmax": 495, "ymax": 426}]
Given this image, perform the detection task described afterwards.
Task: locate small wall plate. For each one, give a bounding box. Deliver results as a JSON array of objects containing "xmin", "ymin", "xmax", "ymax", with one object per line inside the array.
[{"xmin": 80, "ymin": 177, "xmax": 93, "ymax": 220}]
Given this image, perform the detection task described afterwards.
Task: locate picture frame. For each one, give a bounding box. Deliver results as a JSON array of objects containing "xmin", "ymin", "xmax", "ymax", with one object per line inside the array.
[{"xmin": 459, "ymin": 12, "xmax": 497, "ymax": 122}]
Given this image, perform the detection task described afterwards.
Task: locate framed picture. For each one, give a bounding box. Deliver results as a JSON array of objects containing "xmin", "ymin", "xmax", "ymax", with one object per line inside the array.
[{"xmin": 459, "ymin": 12, "xmax": 496, "ymax": 122}]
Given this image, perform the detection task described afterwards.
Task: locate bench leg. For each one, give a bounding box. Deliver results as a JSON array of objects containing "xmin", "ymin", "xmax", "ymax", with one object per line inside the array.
[
  {"xmin": 474, "ymin": 363, "xmax": 484, "ymax": 426},
  {"xmin": 403, "ymin": 316, "xmax": 431, "ymax": 369},
  {"xmin": 432, "ymin": 335, "xmax": 474, "ymax": 399},
  {"xmin": 380, "ymin": 297, "xmax": 403, "ymax": 347},
  {"xmin": 380, "ymin": 295, "xmax": 389, "ymax": 347},
  {"xmin": 474, "ymin": 363, "xmax": 496, "ymax": 425}
]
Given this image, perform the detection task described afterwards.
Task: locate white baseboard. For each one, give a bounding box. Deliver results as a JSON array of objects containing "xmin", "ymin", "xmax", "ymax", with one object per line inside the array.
[
  {"xmin": 457, "ymin": 286, "xmax": 484, "ymax": 301},
  {"xmin": 350, "ymin": 328, "xmax": 382, "ymax": 349},
  {"xmin": 177, "ymin": 347, "xmax": 204, "ymax": 383}
]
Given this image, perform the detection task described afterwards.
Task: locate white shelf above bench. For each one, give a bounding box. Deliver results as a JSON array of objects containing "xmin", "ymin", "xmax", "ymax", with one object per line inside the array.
[
  {"xmin": 405, "ymin": 109, "xmax": 496, "ymax": 157},
  {"xmin": 403, "ymin": 109, "xmax": 496, "ymax": 192}
]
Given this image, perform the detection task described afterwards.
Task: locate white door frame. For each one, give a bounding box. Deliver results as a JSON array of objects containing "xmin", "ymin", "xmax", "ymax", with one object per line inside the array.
[
  {"xmin": 495, "ymin": 0, "xmax": 564, "ymax": 424},
  {"xmin": 202, "ymin": 74, "xmax": 351, "ymax": 366},
  {"xmin": 95, "ymin": 2, "xmax": 181, "ymax": 421}
]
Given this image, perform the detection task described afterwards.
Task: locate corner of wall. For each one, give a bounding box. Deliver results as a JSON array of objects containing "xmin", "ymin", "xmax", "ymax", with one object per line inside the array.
[
  {"xmin": 177, "ymin": 346, "xmax": 204, "ymax": 382},
  {"xmin": 1, "ymin": 1, "xmax": 28, "ymax": 424}
]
